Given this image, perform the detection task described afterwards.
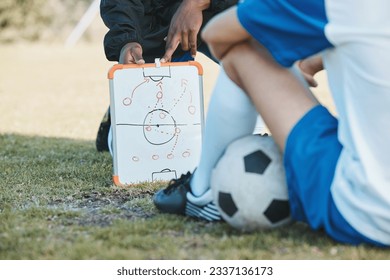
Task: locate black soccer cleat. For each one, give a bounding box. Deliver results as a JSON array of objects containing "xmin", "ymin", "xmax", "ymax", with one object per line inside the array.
[
  {"xmin": 95, "ymin": 108, "xmax": 111, "ymax": 152},
  {"xmin": 153, "ymin": 172, "xmax": 221, "ymax": 222}
]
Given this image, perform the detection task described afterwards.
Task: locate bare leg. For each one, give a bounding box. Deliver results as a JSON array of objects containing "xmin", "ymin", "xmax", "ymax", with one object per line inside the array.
[{"xmin": 222, "ymin": 41, "xmax": 319, "ymax": 151}]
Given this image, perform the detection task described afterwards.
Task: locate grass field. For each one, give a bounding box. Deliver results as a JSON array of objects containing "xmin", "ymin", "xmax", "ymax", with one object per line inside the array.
[{"xmin": 0, "ymin": 43, "xmax": 388, "ymax": 260}]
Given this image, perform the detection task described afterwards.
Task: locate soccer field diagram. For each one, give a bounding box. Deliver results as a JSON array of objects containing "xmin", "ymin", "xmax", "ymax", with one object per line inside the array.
[{"xmin": 109, "ymin": 62, "xmax": 204, "ymax": 185}]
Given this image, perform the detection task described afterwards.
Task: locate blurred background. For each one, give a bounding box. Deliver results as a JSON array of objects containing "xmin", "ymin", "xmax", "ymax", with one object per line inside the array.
[{"xmin": 0, "ymin": 0, "xmax": 104, "ymax": 44}]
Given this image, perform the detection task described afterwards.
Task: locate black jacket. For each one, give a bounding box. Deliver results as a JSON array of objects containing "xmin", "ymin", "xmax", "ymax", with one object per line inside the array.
[{"xmin": 100, "ymin": 0, "xmax": 237, "ymax": 62}]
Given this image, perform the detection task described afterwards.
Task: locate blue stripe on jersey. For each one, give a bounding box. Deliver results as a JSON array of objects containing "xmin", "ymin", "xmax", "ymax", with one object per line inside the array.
[{"xmin": 237, "ymin": 0, "xmax": 332, "ymax": 67}]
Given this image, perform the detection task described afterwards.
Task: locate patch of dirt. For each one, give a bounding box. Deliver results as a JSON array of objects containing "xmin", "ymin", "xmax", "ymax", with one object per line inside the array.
[{"xmin": 49, "ymin": 188, "xmax": 157, "ymax": 227}]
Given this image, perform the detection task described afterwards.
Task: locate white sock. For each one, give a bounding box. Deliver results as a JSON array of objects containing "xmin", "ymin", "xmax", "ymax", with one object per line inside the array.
[
  {"xmin": 253, "ymin": 115, "xmax": 266, "ymax": 135},
  {"xmin": 190, "ymin": 67, "xmax": 259, "ymax": 197}
]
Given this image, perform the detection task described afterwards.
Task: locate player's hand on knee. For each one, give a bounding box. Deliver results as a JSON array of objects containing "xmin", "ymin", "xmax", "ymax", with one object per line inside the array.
[
  {"xmin": 119, "ymin": 42, "xmax": 145, "ymax": 65},
  {"xmin": 296, "ymin": 55, "xmax": 324, "ymax": 87}
]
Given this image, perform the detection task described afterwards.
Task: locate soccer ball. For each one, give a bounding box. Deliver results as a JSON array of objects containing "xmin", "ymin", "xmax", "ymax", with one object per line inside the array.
[{"xmin": 211, "ymin": 134, "xmax": 291, "ymax": 231}]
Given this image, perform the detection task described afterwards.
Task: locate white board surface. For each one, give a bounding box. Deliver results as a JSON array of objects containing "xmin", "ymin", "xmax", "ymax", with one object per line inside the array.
[{"xmin": 108, "ymin": 62, "xmax": 204, "ymax": 185}]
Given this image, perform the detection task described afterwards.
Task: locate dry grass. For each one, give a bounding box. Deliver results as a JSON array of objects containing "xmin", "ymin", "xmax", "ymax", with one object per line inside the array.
[{"xmin": 0, "ymin": 43, "xmax": 333, "ymax": 139}]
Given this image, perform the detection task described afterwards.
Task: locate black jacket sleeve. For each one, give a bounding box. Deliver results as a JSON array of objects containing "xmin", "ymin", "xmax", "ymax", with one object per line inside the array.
[
  {"xmin": 100, "ymin": 0, "xmax": 144, "ymax": 61},
  {"xmin": 209, "ymin": 0, "xmax": 238, "ymax": 14}
]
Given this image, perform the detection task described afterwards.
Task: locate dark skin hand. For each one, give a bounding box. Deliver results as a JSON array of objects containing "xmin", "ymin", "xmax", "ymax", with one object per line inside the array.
[
  {"xmin": 160, "ymin": 0, "xmax": 211, "ymax": 62},
  {"xmin": 119, "ymin": 42, "xmax": 145, "ymax": 64},
  {"xmin": 119, "ymin": 1, "xmax": 210, "ymax": 64}
]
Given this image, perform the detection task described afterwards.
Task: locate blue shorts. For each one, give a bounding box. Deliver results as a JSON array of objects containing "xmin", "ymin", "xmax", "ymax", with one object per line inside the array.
[
  {"xmin": 285, "ymin": 105, "xmax": 384, "ymax": 246},
  {"xmin": 237, "ymin": 0, "xmax": 333, "ymax": 67},
  {"xmin": 173, "ymin": 45, "xmax": 216, "ymax": 63}
]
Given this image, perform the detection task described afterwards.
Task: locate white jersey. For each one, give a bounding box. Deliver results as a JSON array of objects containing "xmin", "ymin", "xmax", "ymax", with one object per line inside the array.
[{"xmin": 324, "ymin": 0, "xmax": 390, "ymax": 245}]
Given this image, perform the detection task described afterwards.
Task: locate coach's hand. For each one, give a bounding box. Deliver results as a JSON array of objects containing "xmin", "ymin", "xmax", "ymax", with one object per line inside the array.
[
  {"xmin": 119, "ymin": 42, "xmax": 145, "ymax": 64},
  {"xmin": 161, "ymin": 0, "xmax": 210, "ymax": 62}
]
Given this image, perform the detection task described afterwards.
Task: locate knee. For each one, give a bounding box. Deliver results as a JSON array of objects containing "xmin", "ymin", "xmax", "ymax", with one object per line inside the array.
[{"xmin": 220, "ymin": 43, "xmax": 249, "ymax": 88}]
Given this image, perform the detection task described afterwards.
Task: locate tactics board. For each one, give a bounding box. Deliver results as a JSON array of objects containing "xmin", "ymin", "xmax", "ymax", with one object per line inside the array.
[{"xmin": 108, "ymin": 61, "xmax": 204, "ymax": 185}]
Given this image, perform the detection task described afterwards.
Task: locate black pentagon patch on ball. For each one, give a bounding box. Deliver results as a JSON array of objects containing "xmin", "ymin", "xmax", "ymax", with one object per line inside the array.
[
  {"xmin": 218, "ymin": 192, "xmax": 238, "ymax": 217},
  {"xmin": 263, "ymin": 199, "xmax": 290, "ymax": 224},
  {"xmin": 244, "ymin": 150, "xmax": 271, "ymax": 174}
]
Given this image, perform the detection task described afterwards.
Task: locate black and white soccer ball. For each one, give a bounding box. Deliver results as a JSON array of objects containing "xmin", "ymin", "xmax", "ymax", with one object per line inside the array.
[{"xmin": 211, "ymin": 134, "xmax": 291, "ymax": 231}]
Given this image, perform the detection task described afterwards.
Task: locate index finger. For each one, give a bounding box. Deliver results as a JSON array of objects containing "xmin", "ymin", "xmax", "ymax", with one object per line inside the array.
[{"xmin": 161, "ymin": 35, "xmax": 180, "ymax": 63}]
